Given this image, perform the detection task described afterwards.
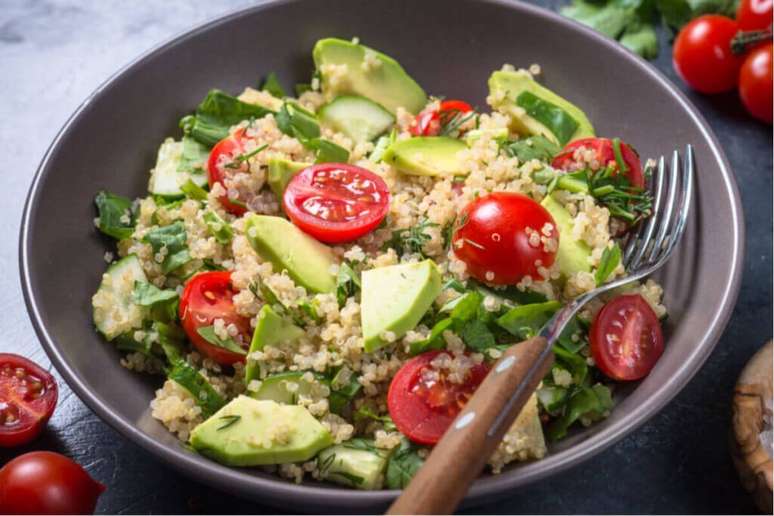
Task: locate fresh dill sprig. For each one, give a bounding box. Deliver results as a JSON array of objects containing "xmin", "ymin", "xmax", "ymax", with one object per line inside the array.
[
  {"xmin": 225, "ymin": 143, "xmax": 268, "ymax": 169},
  {"xmin": 217, "ymin": 414, "xmax": 241, "ymax": 431},
  {"xmin": 439, "ymin": 110, "xmax": 478, "ymax": 137},
  {"xmin": 384, "ymin": 218, "xmax": 439, "ymax": 257}
]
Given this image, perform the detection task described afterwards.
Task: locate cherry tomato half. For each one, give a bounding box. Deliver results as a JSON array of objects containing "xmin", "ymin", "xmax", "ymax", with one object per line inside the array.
[
  {"xmin": 179, "ymin": 271, "xmax": 252, "ymax": 365},
  {"xmin": 207, "ymin": 128, "xmax": 255, "ymax": 216},
  {"xmin": 452, "ymin": 192, "xmax": 558, "ymax": 285},
  {"xmin": 0, "ymin": 354, "xmax": 58, "ymax": 448},
  {"xmin": 409, "ymin": 99, "xmax": 473, "ymax": 136},
  {"xmin": 590, "ymin": 294, "xmax": 664, "ymax": 381},
  {"xmin": 739, "ymin": 43, "xmax": 773, "ymax": 124},
  {"xmin": 736, "ymin": 0, "xmax": 773, "ymax": 31},
  {"xmin": 673, "ymin": 15, "xmax": 744, "ymax": 94},
  {"xmin": 283, "ymin": 163, "xmax": 390, "ymax": 244},
  {"xmin": 551, "ymin": 137, "xmax": 645, "ymax": 189},
  {"xmin": 0, "ymin": 451, "xmax": 105, "ymax": 515},
  {"xmin": 387, "ymin": 351, "xmax": 489, "ymax": 445}
]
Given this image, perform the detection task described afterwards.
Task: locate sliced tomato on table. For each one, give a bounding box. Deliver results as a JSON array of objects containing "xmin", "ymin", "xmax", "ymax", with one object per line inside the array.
[
  {"xmin": 207, "ymin": 127, "xmax": 253, "ymax": 215},
  {"xmin": 282, "ymin": 163, "xmax": 390, "ymax": 244},
  {"xmin": 0, "ymin": 354, "xmax": 58, "ymax": 448},
  {"xmin": 409, "ymin": 99, "xmax": 473, "ymax": 137},
  {"xmin": 590, "ymin": 294, "xmax": 664, "ymax": 381},
  {"xmin": 388, "ymin": 351, "xmax": 490, "ymax": 445},
  {"xmin": 179, "ymin": 271, "xmax": 252, "ymax": 365},
  {"xmin": 551, "ymin": 137, "xmax": 645, "ymax": 189},
  {"xmin": 452, "ymin": 192, "xmax": 558, "ymax": 285}
]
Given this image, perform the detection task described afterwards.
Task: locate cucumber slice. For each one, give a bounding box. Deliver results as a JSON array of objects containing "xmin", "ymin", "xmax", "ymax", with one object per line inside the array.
[
  {"xmin": 318, "ymin": 438, "xmax": 390, "ymax": 490},
  {"xmin": 148, "ymin": 138, "xmax": 209, "ymax": 198},
  {"xmin": 318, "ymin": 96, "xmax": 395, "ymax": 144},
  {"xmin": 251, "ymin": 371, "xmax": 323, "ymax": 404},
  {"xmin": 92, "ymin": 255, "xmax": 148, "ymax": 340}
]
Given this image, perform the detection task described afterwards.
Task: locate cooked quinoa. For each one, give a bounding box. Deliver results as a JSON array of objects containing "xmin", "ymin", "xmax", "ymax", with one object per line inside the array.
[{"xmin": 91, "ymin": 37, "xmax": 666, "ymax": 490}]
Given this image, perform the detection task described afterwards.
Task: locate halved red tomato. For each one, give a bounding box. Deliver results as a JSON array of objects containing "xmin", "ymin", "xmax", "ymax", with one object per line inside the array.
[
  {"xmin": 409, "ymin": 99, "xmax": 473, "ymax": 136},
  {"xmin": 179, "ymin": 271, "xmax": 252, "ymax": 365},
  {"xmin": 207, "ymin": 128, "xmax": 251, "ymax": 216},
  {"xmin": 452, "ymin": 192, "xmax": 558, "ymax": 285},
  {"xmin": 387, "ymin": 351, "xmax": 489, "ymax": 445},
  {"xmin": 282, "ymin": 163, "xmax": 390, "ymax": 244},
  {"xmin": 0, "ymin": 354, "xmax": 58, "ymax": 448},
  {"xmin": 551, "ymin": 137, "xmax": 645, "ymax": 189},
  {"xmin": 590, "ymin": 294, "xmax": 664, "ymax": 381}
]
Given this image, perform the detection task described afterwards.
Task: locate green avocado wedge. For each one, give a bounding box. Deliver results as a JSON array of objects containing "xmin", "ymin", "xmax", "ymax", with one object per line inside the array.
[
  {"xmin": 382, "ymin": 136, "xmax": 468, "ymax": 177},
  {"xmin": 267, "ymin": 158, "xmax": 311, "ymax": 198},
  {"xmin": 189, "ymin": 396, "xmax": 333, "ymax": 466},
  {"xmin": 313, "ymin": 38, "xmax": 427, "ymax": 115},
  {"xmin": 488, "ymin": 69, "xmax": 594, "ymax": 145},
  {"xmin": 540, "ymin": 194, "xmax": 592, "ymax": 277},
  {"xmin": 361, "ymin": 260, "xmax": 442, "ymax": 351},
  {"xmin": 244, "ymin": 215, "xmax": 336, "ymax": 294},
  {"xmin": 244, "ymin": 305, "xmax": 305, "ymax": 384}
]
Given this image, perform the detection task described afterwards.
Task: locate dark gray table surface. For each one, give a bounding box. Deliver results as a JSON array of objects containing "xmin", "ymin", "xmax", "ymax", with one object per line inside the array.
[{"xmin": 1, "ymin": 0, "xmax": 771, "ymax": 514}]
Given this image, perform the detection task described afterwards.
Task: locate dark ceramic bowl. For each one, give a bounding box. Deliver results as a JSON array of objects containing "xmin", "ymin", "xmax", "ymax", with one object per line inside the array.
[{"xmin": 20, "ymin": 0, "xmax": 744, "ymax": 511}]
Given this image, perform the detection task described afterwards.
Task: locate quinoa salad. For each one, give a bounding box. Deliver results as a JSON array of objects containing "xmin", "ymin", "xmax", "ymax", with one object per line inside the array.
[{"xmin": 91, "ymin": 38, "xmax": 667, "ymax": 489}]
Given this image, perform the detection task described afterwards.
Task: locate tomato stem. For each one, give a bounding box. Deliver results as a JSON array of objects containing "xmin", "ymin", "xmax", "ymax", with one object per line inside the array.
[{"xmin": 731, "ymin": 28, "xmax": 773, "ymax": 55}]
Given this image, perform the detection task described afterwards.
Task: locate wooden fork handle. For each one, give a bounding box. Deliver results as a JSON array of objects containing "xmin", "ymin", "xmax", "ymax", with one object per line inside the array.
[{"xmin": 387, "ymin": 337, "xmax": 553, "ymax": 515}]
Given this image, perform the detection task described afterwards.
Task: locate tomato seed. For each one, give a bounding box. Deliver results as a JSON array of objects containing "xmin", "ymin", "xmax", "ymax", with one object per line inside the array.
[{"xmin": 0, "ymin": 401, "xmax": 20, "ymax": 425}]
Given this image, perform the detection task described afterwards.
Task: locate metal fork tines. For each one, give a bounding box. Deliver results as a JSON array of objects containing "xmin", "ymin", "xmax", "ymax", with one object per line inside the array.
[{"xmin": 541, "ymin": 144, "xmax": 695, "ymax": 342}]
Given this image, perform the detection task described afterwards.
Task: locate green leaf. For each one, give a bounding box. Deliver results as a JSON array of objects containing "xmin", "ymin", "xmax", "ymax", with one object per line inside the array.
[
  {"xmin": 261, "ymin": 72, "xmax": 286, "ymax": 98},
  {"xmin": 595, "ymin": 243, "xmax": 622, "ymax": 286},
  {"xmin": 276, "ymin": 102, "xmax": 321, "ymax": 141},
  {"xmin": 132, "ymin": 281, "xmax": 178, "ymax": 307},
  {"xmin": 556, "ymin": 317, "xmax": 586, "ymax": 354},
  {"xmin": 546, "ymin": 383, "xmax": 613, "ymax": 441},
  {"xmin": 503, "ymin": 135, "xmax": 561, "ymax": 163},
  {"xmin": 446, "ymin": 291, "xmax": 484, "ymax": 322},
  {"xmin": 553, "ymin": 345, "xmax": 589, "ymax": 385},
  {"xmin": 181, "ymin": 89, "xmax": 273, "ymax": 147},
  {"xmin": 561, "ymin": 0, "xmax": 632, "ymax": 38},
  {"xmin": 353, "ymin": 406, "xmax": 397, "ymax": 431},
  {"xmin": 471, "ymin": 280, "xmax": 548, "ymax": 305},
  {"xmin": 384, "ymin": 219, "xmax": 438, "ymax": 258},
  {"xmin": 329, "ymin": 370, "xmax": 363, "ymax": 414},
  {"xmin": 195, "ymin": 325, "xmax": 246, "ymax": 355},
  {"xmin": 385, "ymin": 438, "xmax": 425, "ymax": 489},
  {"xmin": 460, "ymin": 319, "xmax": 496, "ymax": 351},
  {"xmin": 336, "ymin": 261, "xmax": 361, "ymax": 307},
  {"xmin": 309, "ymin": 138, "xmax": 350, "ymax": 164},
  {"xmin": 294, "ymin": 83, "xmax": 312, "ymax": 96},
  {"xmin": 496, "ymin": 301, "xmax": 561, "ymax": 339},
  {"xmin": 203, "ymin": 210, "xmax": 233, "ymax": 245},
  {"xmin": 142, "ymin": 221, "xmax": 191, "ymax": 274},
  {"xmin": 94, "ymin": 191, "xmax": 135, "ymax": 240},
  {"xmin": 180, "ymin": 178, "xmax": 209, "ymax": 201},
  {"xmin": 537, "ymin": 385, "xmax": 569, "ymax": 414},
  {"xmin": 409, "ymin": 318, "xmax": 452, "ymax": 355}
]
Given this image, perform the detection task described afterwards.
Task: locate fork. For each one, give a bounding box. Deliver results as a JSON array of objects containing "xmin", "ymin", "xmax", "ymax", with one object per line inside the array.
[{"xmin": 387, "ymin": 146, "xmax": 695, "ymax": 515}]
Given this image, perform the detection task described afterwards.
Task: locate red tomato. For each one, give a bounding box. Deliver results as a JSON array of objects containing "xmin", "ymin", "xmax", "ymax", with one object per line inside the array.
[
  {"xmin": 409, "ymin": 99, "xmax": 473, "ymax": 136},
  {"xmin": 207, "ymin": 128, "xmax": 254, "ymax": 215},
  {"xmin": 283, "ymin": 163, "xmax": 390, "ymax": 244},
  {"xmin": 0, "ymin": 354, "xmax": 57, "ymax": 448},
  {"xmin": 739, "ymin": 43, "xmax": 773, "ymax": 124},
  {"xmin": 387, "ymin": 351, "xmax": 489, "ymax": 445},
  {"xmin": 590, "ymin": 294, "xmax": 664, "ymax": 381},
  {"xmin": 673, "ymin": 15, "xmax": 744, "ymax": 94},
  {"xmin": 736, "ymin": 0, "xmax": 773, "ymax": 31},
  {"xmin": 551, "ymin": 137, "xmax": 645, "ymax": 189},
  {"xmin": 179, "ymin": 271, "xmax": 252, "ymax": 365},
  {"xmin": 452, "ymin": 192, "xmax": 558, "ymax": 285},
  {"xmin": 0, "ymin": 451, "xmax": 105, "ymax": 515}
]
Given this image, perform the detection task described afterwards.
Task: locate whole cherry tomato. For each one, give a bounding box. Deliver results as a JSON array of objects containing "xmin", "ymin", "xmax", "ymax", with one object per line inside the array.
[
  {"xmin": 736, "ymin": 0, "xmax": 773, "ymax": 31},
  {"xmin": 739, "ymin": 43, "xmax": 773, "ymax": 123}
]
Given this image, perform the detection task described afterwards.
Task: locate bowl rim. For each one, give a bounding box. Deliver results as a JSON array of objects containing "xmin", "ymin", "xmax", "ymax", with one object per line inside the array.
[{"xmin": 19, "ymin": 0, "xmax": 745, "ymax": 509}]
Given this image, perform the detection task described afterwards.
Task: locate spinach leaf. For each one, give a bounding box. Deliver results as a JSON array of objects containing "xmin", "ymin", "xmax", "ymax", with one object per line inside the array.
[
  {"xmin": 203, "ymin": 210, "xmax": 233, "ymax": 245},
  {"xmin": 142, "ymin": 221, "xmax": 191, "ymax": 274},
  {"xmin": 181, "ymin": 90, "xmax": 273, "ymax": 147},
  {"xmin": 132, "ymin": 281, "xmax": 178, "ymax": 307},
  {"xmin": 261, "ymin": 72, "xmax": 286, "ymax": 98},
  {"xmin": 546, "ymin": 384, "xmax": 613, "ymax": 441},
  {"xmin": 460, "ymin": 319, "xmax": 496, "ymax": 351},
  {"xmin": 409, "ymin": 318, "xmax": 453, "ymax": 355},
  {"xmin": 114, "ymin": 332, "xmax": 155, "ymax": 355},
  {"xmin": 502, "ymin": 135, "xmax": 561, "ymax": 163},
  {"xmin": 354, "ymin": 406, "xmax": 397, "ymax": 431},
  {"xmin": 180, "ymin": 179, "xmax": 209, "ymax": 201},
  {"xmin": 195, "ymin": 325, "xmax": 246, "ymax": 355},
  {"xmin": 94, "ymin": 191, "xmax": 135, "ymax": 240},
  {"xmin": 471, "ymin": 280, "xmax": 548, "ymax": 305},
  {"xmin": 308, "ymin": 138, "xmax": 350, "ymax": 164},
  {"xmin": 595, "ymin": 243, "xmax": 622, "ymax": 286},
  {"xmin": 516, "ymin": 91, "xmax": 579, "ymax": 146},
  {"xmin": 620, "ymin": 21, "xmax": 659, "ymax": 59},
  {"xmin": 385, "ymin": 438, "xmax": 425, "ymax": 489},
  {"xmin": 496, "ymin": 300, "xmax": 562, "ymax": 339},
  {"xmin": 556, "ymin": 316, "xmax": 586, "ymax": 354},
  {"xmin": 336, "ymin": 261, "xmax": 361, "ymax": 307},
  {"xmin": 329, "ymin": 370, "xmax": 363, "ymax": 414},
  {"xmin": 537, "ymin": 385, "xmax": 569, "ymax": 414},
  {"xmin": 276, "ymin": 102, "xmax": 321, "ymax": 140},
  {"xmin": 561, "ymin": 0, "xmax": 632, "ymax": 38}
]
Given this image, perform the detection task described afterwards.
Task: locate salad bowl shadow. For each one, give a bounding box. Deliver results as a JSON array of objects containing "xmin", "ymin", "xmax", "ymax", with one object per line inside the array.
[{"xmin": 19, "ymin": 0, "xmax": 743, "ymax": 511}]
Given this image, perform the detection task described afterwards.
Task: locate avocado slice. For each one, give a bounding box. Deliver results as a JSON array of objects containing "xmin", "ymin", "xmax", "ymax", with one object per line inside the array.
[
  {"xmin": 361, "ymin": 260, "xmax": 442, "ymax": 351},
  {"xmin": 190, "ymin": 396, "xmax": 333, "ymax": 466},
  {"xmin": 488, "ymin": 69, "xmax": 594, "ymax": 145},
  {"xmin": 313, "ymin": 38, "xmax": 427, "ymax": 115},
  {"xmin": 540, "ymin": 194, "xmax": 592, "ymax": 276},
  {"xmin": 245, "ymin": 305, "xmax": 305, "ymax": 384},
  {"xmin": 318, "ymin": 439, "xmax": 390, "ymax": 489},
  {"xmin": 244, "ymin": 215, "xmax": 337, "ymax": 294},
  {"xmin": 267, "ymin": 158, "xmax": 311, "ymax": 198},
  {"xmin": 382, "ymin": 136, "xmax": 467, "ymax": 177}
]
